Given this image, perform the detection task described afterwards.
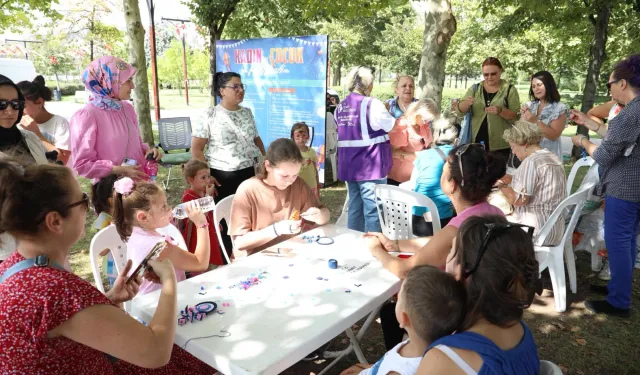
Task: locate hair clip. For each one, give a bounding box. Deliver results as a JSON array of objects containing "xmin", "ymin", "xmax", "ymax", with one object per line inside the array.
[{"xmin": 114, "ymin": 177, "xmax": 135, "ymax": 196}]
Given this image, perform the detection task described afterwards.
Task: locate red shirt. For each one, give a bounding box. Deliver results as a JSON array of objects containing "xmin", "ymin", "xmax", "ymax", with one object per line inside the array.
[
  {"xmin": 0, "ymin": 252, "xmax": 213, "ymax": 374},
  {"xmin": 181, "ymin": 189, "xmax": 224, "ymax": 265}
]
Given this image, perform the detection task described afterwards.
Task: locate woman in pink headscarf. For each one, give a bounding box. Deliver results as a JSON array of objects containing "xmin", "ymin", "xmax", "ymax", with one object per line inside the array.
[{"xmin": 70, "ymin": 56, "xmax": 162, "ymax": 181}]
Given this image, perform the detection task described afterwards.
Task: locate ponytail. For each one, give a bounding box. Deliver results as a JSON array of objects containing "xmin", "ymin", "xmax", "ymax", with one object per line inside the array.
[{"xmin": 111, "ymin": 178, "xmax": 162, "ymax": 241}]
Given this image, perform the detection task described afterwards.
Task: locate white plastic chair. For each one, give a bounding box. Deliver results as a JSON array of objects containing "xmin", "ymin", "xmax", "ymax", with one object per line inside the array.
[
  {"xmin": 540, "ymin": 360, "xmax": 563, "ymax": 375},
  {"xmin": 89, "ymin": 224, "xmax": 128, "ymax": 294},
  {"xmin": 213, "ymin": 195, "xmax": 234, "ymax": 264},
  {"xmin": 375, "ymin": 185, "xmax": 441, "ymax": 240},
  {"xmin": 566, "ymin": 157, "xmax": 595, "ymax": 196},
  {"xmin": 534, "ymin": 187, "xmax": 591, "ymax": 312},
  {"xmin": 336, "ymin": 191, "xmax": 349, "ymax": 227}
]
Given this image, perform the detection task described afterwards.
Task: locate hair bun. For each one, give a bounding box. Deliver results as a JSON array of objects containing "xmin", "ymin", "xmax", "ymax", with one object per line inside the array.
[
  {"xmin": 485, "ymin": 152, "xmax": 507, "ymax": 185},
  {"xmin": 33, "ymin": 75, "xmax": 46, "ymax": 87}
]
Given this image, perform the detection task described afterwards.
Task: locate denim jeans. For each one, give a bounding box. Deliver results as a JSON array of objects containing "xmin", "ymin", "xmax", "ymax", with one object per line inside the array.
[
  {"xmin": 346, "ymin": 178, "xmax": 386, "ymax": 233},
  {"xmin": 604, "ymin": 195, "xmax": 640, "ymax": 309}
]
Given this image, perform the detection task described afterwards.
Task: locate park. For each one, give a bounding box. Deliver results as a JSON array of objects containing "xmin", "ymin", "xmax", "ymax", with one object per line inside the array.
[{"xmin": 1, "ymin": 0, "xmax": 640, "ymax": 374}]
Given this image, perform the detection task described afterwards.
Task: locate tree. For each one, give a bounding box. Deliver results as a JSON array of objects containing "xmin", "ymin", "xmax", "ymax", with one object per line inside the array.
[
  {"xmin": 31, "ymin": 33, "xmax": 75, "ymax": 90},
  {"xmin": 416, "ymin": 0, "xmax": 457, "ymax": 108},
  {"xmin": 0, "ymin": 0, "xmax": 59, "ymax": 31},
  {"xmin": 185, "ymin": 0, "xmax": 404, "ymax": 99},
  {"xmin": 375, "ymin": 7, "xmax": 424, "ymax": 76},
  {"xmin": 123, "ymin": 0, "xmax": 154, "ymax": 145},
  {"xmin": 157, "ymin": 40, "xmax": 188, "ymax": 95},
  {"xmin": 144, "ymin": 23, "xmax": 174, "ymax": 68}
]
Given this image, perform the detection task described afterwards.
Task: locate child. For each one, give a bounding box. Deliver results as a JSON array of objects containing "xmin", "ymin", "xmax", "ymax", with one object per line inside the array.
[
  {"xmin": 90, "ymin": 174, "xmax": 119, "ymax": 287},
  {"xmin": 291, "ymin": 122, "xmax": 320, "ymax": 197},
  {"xmin": 340, "ymin": 265, "xmax": 466, "ymax": 375},
  {"xmin": 181, "ymin": 159, "xmax": 224, "ymax": 270},
  {"xmin": 112, "ymin": 177, "xmax": 211, "ymax": 295}
]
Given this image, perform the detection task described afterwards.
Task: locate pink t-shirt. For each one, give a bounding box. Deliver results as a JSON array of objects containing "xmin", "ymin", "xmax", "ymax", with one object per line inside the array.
[
  {"xmin": 447, "ymin": 201, "xmax": 505, "ymax": 228},
  {"xmin": 127, "ymin": 226, "xmax": 186, "ymax": 295},
  {"xmin": 70, "ymin": 102, "xmax": 149, "ymax": 181}
]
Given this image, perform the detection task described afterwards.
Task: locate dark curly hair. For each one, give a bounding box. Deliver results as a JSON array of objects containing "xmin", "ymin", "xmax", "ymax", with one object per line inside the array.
[
  {"xmin": 447, "ymin": 144, "xmax": 506, "ymax": 204},
  {"xmin": 612, "ymin": 53, "xmax": 640, "ymax": 90}
]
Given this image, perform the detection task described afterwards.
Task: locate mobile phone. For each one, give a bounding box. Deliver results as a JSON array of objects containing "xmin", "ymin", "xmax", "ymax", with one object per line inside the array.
[
  {"xmin": 126, "ymin": 241, "xmax": 168, "ymax": 284},
  {"xmin": 122, "ymin": 158, "xmax": 138, "ymax": 167}
]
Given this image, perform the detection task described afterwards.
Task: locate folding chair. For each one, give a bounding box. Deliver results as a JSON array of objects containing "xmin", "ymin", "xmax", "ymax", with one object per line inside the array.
[
  {"xmin": 157, "ymin": 117, "xmax": 193, "ymax": 190},
  {"xmin": 213, "ymin": 195, "xmax": 235, "ymax": 264},
  {"xmin": 534, "ymin": 186, "xmax": 591, "ymax": 312},
  {"xmin": 375, "ymin": 185, "xmax": 441, "ymax": 240}
]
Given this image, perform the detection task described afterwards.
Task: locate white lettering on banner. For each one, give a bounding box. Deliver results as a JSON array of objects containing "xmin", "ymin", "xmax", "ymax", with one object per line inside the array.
[
  {"xmin": 338, "ymin": 134, "xmax": 389, "ymax": 147},
  {"xmin": 245, "ymin": 64, "xmax": 291, "ymax": 77}
]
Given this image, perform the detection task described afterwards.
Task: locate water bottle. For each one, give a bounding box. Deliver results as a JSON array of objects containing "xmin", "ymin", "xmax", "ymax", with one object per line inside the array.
[
  {"xmin": 172, "ymin": 196, "xmax": 216, "ymax": 219},
  {"xmin": 143, "ymin": 154, "xmax": 159, "ymax": 181}
]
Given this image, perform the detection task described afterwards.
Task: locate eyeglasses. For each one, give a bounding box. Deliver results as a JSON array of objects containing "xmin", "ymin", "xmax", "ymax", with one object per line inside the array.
[
  {"xmin": 36, "ymin": 192, "xmax": 90, "ymax": 224},
  {"xmin": 463, "ymin": 222, "xmax": 535, "ymax": 278},
  {"xmin": 606, "ymin": 79, "xmax": 621, "ymax": 91},
  {"xmin": 483, "ymin": 72, "xmax": 498, "ymax": 78},
  {"xmin": 454, "ymin": 143, "xmax": 485, "ymax": 187},
  {"xmin": 0, "ymin": 99, "xmax": 24, "ymax": 111},
  {"xmin": 224, "ymin": 84, "xmax": 247, "ymax": 91}
]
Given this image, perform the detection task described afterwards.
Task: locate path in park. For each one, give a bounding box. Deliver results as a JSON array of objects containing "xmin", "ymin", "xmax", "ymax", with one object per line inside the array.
[{"xmin": 48, "ymin": 101, "xmax": 601, "ymax": 155}]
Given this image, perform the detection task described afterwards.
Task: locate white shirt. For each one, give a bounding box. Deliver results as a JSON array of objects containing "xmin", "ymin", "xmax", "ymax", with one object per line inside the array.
[
  {"xmin": 326, "ymin": 111, "xmax": 338, "ymax": 153},
  {"xmin": 369, "ymin": 97, "xmax": 396, "ymax": 133},
  {"xmin": 359, "ymin": 339, "xmax": 422, "ymax": 375},
  {"xmin": 39, "ymin": 114, "xmax": 71, "ymax": 151}
]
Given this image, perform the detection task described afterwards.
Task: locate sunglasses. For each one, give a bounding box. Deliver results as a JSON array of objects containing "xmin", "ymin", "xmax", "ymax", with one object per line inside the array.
[
  {"xmin": 224, "ymin": 84, "xmax": 247, "ymax": 91},
  {"xmin": 483, "ymin": 72, "xmax": 498, "ymax": 78},
  {"xmin": 464, "ymin": 222, "xmax": 535, "ymax": 278},
  {"xmin": 36, "ymin": 192, "xmax": 90, "ymax": 224},
  {"xmin": 0, "ymin": 99, "xmax": 24, "ymax": 111},
  {"xmin": 454, "ymin": 143, "xmax": 485, "ymax": 187},
  {"xmin": 606, "ymin": 79, "xmax": 621, "ymax": 91}
]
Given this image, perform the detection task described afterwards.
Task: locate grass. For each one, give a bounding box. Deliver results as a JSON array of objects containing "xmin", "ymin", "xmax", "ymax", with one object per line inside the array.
[{"xmin": 69, "ymin": 161, "xmax": 639, "ymax": 375}]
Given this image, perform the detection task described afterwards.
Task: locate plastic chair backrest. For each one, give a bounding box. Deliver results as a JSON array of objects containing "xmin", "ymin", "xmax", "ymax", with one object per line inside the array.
[
  {"xmin": 335, "ymin": 191, "xmax": 349, "ymax": 227},
  {"xmin": 375, "ymin": 185, "xmax": 441, "ymax": 240},
  {"xmin": 89, "ymin": 224, "xmax": 127, "ymax": 293},
  {"xmin": 213, "ymin": 195, "xmax": 234, "ymax": 264},
  {"xmin": 566, "ymin": 157, "xmax": 595, "ymax": 196},
  {"xmin": 534, "ymin": 186, "xmax": 592, "ymax": 247},
  {"xmin": 540, "ymin": 360, "xmax": 563, "ymax": 375},
  {"xmin": 156, "ymin": 223, "xmax": 188, "ymax": 250},
  {"xmin": 158, "ymin": 117, "xmax": 192, "ymax": 151}
]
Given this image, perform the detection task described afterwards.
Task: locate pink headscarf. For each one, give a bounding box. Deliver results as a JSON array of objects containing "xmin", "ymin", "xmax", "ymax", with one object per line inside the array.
[{"xmin": 81, "ymin": 56, "xmax": 136, "ymax": 111}]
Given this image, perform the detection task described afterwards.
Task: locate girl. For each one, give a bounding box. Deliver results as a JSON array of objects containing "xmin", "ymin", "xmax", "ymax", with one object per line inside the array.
[
  {"xmin": 290, "ymin": 122, "xmax": 320, "ymax": 197},
  {"xmin": 230, "ymin": 138, "xmax": 330, "ymax": 256},
  {"xmin": 17, "ymin": 76, "xmax": 71, "ymax": 165},
  {"xmin": 112, "ymin": 178, "xmax": 211, "ymax": 295}
]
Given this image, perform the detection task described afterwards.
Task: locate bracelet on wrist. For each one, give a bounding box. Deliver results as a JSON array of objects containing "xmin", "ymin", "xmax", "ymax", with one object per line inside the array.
[{"xmin": 197, "ymin": 222, "xmax": 209, "ymax": 229}]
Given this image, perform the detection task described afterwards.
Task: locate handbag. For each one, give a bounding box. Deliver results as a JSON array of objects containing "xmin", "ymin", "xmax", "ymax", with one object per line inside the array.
[{"xmin": 458, "ymin": 83, "xmax": 479, "ymax": 145}]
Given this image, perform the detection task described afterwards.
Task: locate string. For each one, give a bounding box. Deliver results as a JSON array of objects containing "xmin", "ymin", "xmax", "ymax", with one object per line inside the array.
[{"xmin": 182, "ymin": 328, "xmax": 231, "ymax": 349}]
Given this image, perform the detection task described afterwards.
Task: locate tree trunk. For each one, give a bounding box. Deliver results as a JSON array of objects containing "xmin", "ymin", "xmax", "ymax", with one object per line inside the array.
[
  {"xmin": 454, "ymin": 75, "xmax": 458, "ymax": 89},
  {"xmin": 572, "ymin": 1, "xmax": 612, "ymax": 158},
  {"xmin": 416, "ymin": 0, "xmax": 456, "ymax": 110},
  {"xmin": 209, "ymin": 29, "xmax": 218, "ymax": 106},
  {"xmin": 332, "ymin": 62, "xmax": 340, "ymax": 86},
  {"xmin": 464, "ymin": 76, "xmax": 467, "ymax": 87},
  {"xmin": 54, "ymin": 72, "xmax": 61, "ymax": 91},
  {"xmin": 123, "ymin": 0, "xmax": 154, "ymax": 145},
  {"xmin": 378, "ymin": 63, "xmax": 382, "ymax": 84},
  {"xmin": 337, "ymin": 61, "xmax": 342, "ymax": 86}
]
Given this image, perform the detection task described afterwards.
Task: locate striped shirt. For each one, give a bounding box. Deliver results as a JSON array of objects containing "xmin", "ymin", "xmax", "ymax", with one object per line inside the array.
[
  {"xmin": 510, "ymin": 149, "xmax": 566, "ymax": 245},
  {"xmin": 592, "ymin": 95, "xmax": 640, "ymax": 202}
]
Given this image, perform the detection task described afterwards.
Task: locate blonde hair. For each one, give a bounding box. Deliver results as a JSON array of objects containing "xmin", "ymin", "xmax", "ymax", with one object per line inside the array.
[
  {"xmin": 393, "ymin": 75, "xmax": 415, "ymax": 88},
  {"xmin": 404, "ymin": 98, "xmax": 440, "ymax": 124},
  {"xmin": 503, "ymin": 120, "xmax": 543, "ymax": 146},
  {"xmin": 346, "ymin": 66, "xmax": 375, "ymax": 95}
]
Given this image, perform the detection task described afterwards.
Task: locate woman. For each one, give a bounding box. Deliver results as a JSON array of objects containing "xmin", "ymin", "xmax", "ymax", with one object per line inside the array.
[
  {"xmin": 0, "ymin": 158, "xmax": 213, "ymax": 373},
  {"xmin": 191, "ymin": 71, "xmax": 265, "ymax": 257},
  {"xmin": 387, "ymin": 98, "xmax": 435, "ymax": 186},
  {"xmin": 70, "ymin": 56, "xmax": 162, "ymax": 181},
  {"xmin": 18, "ymin": 76, "xmax": 71, "ymax": 165},
  {"xmin": 497, "ymin": 121, "xmax": 566, "ymax": 244},
  {"xmin": 336, "ymin": 66, "xmax": 396, "ymax": 233},
  {"xmin": 0, "ymin": 74, "xmax": 47, "ymax": 263},
  {"xmin": 230, "ymin": 138, "xmax": 330, "ymax": 256},
  {"xmin": 385, "ymin": 75, "xmax": 418, "ymax": 119},
  {"xmin": 405, "ymin": 114, "xmax": 458, "ymax": 237},
  {"xmin": 415, "ymin": 215, "xmax": 540, "ymax": 375},
  {"xmin": 456, "ymin": 57, "xmax": 520, "ymax": 158},
  {"xmin": 520, "ymin": 71, "xmax": 568, "ymax": 161},
  {"xmin": 366, "ymin": 143, "xmax": 505, "ymax": 349},
  {"xmin": 571, "ymin": 54, "xmax": 640, "ymax": 317}
]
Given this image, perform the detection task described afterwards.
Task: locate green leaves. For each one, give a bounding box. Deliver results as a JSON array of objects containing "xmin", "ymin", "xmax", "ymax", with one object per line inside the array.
[{"xmin": 0, "ymin": 0, "xmax": 60, "ymax": 31}]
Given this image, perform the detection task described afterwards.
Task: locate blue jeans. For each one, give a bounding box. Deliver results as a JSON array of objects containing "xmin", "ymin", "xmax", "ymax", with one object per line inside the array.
[
  {"xmin": 604, "ymin": 195, "xmax": 640, "ymax": 309},
  {"xmin": 346, "ymin": 179, "xmax": 386, "ymax": 233}
]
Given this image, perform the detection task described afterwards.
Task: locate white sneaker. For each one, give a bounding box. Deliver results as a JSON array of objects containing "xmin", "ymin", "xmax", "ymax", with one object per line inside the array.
[{"xmin": 598, "ymin": 261, "xmax": 611, "ymax": 281}]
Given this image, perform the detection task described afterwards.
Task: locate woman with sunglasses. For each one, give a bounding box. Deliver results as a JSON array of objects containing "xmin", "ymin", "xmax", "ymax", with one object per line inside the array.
[
  {"xmin": 70, "ymin": 56, "xmax": 163, "ymax": 182},
  {"xmin": 191, "ymin": 71, "xmax": 266, "ymax": 260},
  {"xmin": 570, "ymin": 54, "xmax": 640, "ymax": 318},
  {"xmin": 0, "ymin": 74, "xmax": 48, "ymax": 264},
  {"xmin": 415, "ymin": 215, "xmax": 540, "ymax": 375},
  {"xmin": 0, "ymin": 158, "xmax": 214, "ymax": 373},
  {"xmin": 456, "ymin": 57, "xmax": 520, "ymax": 160},
  {"xmin": 387, "ymin": 98, "xmax": 435, "ymax": 186},
  {"xmin": 497, "ymin": 121, "xmax": 566, "ymax": 244},
  {"xmin": 366, "ymin": 143, "xmax": 505, "ymax": 349}
]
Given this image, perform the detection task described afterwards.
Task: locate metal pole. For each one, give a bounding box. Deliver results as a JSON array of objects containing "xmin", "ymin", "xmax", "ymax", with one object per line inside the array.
[
  {"xmin": 4, "ymin": 39, "xmax": 41, "ymax": 60},
  {"xmin": 147, "ymin": 0, "xmax": 161, "ymax": 120}
]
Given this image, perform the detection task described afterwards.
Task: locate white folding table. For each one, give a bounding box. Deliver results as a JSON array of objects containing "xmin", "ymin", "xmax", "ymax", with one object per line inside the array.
[{"xmin": 131, "ymin": 224, "xmax": 401, "ymax": 375}]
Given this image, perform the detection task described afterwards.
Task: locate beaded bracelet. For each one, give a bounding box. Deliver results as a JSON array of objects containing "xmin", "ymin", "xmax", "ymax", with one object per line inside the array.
[{"xmin": 197, "ymin": 222, "xmax": 209, "ymax": 229}]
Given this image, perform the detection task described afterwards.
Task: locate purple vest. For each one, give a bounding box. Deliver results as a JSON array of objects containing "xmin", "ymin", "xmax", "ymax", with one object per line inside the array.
[{"xmin": 336, "ymin": 93, "xmax": 392, "ymax": 181}]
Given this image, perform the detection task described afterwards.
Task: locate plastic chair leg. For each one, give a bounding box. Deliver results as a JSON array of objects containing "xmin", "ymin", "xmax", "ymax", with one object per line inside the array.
[
  {"xmin": 547, "ymin": 251, "xmax": 567, "ymax": 312},
  {"xmin": 564, "ymin": 241, "xmax": 577, "ymax": 294}
]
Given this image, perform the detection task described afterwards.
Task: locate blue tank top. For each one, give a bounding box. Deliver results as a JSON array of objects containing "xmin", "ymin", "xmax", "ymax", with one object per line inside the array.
[
  {"xmin": 426, "ymin": 322, "xmax": 540, "ymax": 375},
  {"xmin": 412, "ymin": 144, "xmax": 454, "ymax": 218}
]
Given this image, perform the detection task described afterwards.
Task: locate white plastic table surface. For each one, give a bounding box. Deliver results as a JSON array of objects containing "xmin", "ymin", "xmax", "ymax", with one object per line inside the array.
[{"xmin": 131, "ymin": 224, "xmax": 401, "ymax": 375}]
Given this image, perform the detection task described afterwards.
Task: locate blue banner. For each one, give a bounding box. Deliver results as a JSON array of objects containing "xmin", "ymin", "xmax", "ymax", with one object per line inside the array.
[{"xmin": 216, "ymin": 35, "xmax": 329, "ymax": 183}]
